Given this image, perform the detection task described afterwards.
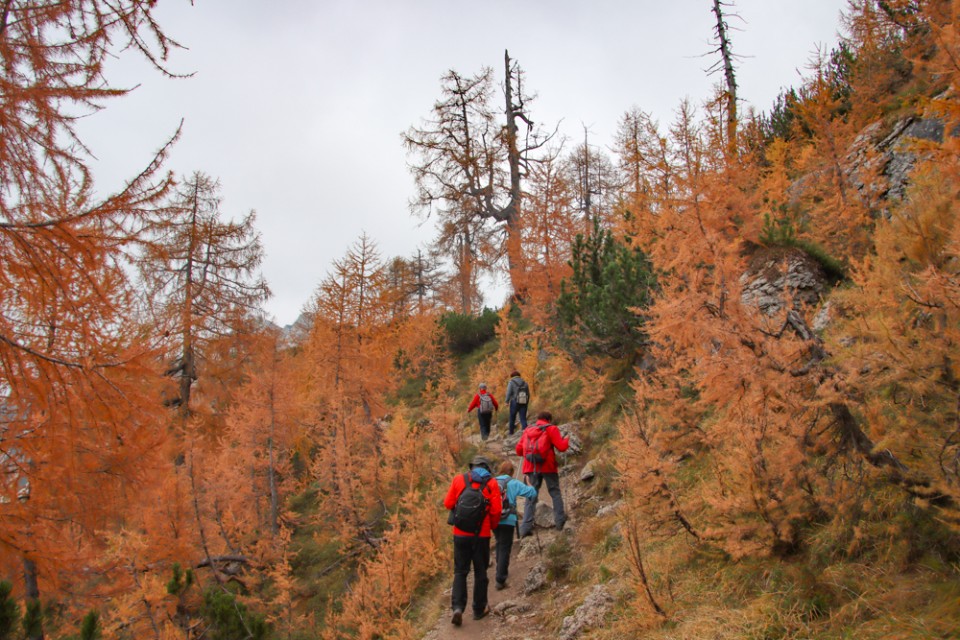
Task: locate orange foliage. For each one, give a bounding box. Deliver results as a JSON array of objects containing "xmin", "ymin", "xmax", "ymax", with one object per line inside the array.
[
  {"xmin": 520, "ymin": 147, "xmax": 578, "ymax": 323},
  {"xmin": 618, "ymin": 96, "xmax": 840, "ymax": 557},
  {"xmin": 0, "ymin": 0, "xmax": 182, "ymax": 604},
  {"xmin": 321, "ymin": 497, "xmax": 447, "ymax": 640}
]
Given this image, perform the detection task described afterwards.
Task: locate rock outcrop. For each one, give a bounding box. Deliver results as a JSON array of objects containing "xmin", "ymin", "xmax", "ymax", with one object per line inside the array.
[
  {"xmin": 740, "ymin": 245, "xmax": 829, "ymax": 317},
  {"xmin": 558, "ymin": 585, "xmax": 615, "ymax": 640}
]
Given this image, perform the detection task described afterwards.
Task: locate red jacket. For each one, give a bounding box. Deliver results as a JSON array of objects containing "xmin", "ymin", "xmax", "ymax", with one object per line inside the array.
[
  {"xmin": 444, "ymin": 470, "xmax": 502, "ymax": 537},
  {"xmin": 467, "ymin": 391, "xmax": 499, "ymax": 413},
  {"xmin": 515, "ymin": 419, "xmax": 569, "ymax": 474}
]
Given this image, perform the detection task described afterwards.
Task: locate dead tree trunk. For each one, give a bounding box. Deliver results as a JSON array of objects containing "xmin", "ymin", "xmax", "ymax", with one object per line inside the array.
[
  {"xmin": 711, "ymin": 0, "xmax": 738, "ymax": 158},
  {"xmin": 503, "ymin": 50, "xmax": 525, "ymax": 299}
]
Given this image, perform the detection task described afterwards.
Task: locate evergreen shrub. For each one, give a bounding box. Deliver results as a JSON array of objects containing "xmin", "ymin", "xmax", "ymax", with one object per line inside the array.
[
  {"xmin": 201, "ymin": 589, "xmax": 269, "ymax": 640},
  {"xmin": 80, "ymin": 610, "xmax": 101, "ymax": 640},
  {"xmin": 439, "ymin": 308, "xmax": 500, "ymax": 355},
  {"xmin": 22, "ymin": 600, "xmax": 42, "ymax": 640},
  {"xmin": 0, "ymin": 582, "xmax": 18, "ymax": 640},
  {"xmin": 556, "ymin": 220, "xmax": 656, "ymax": 359}
]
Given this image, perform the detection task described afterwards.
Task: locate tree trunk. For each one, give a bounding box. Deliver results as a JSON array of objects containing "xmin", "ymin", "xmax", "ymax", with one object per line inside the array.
[
  {"xmin": 179, "ymin": 185, "xmax": 200, "ymax": 426},
  {"xmin": 267, "ymin": 347, "xmax": 279, "ymax": 536},
  {"xmin": 503, "ymin": 50, "xmax": 525, "ymax": 299},
  {"xmin": 712, "ymin": 0, "xmax": 738, "ymax": 158},
  {"xmin": 23, "ymin": 556, "xmax": 39, "ymax": 600},
  {"xmin": 458, "ymin": 230, "xmax": 475, "ymax": 314},
  {"xmin": 23, "ymin": 556, "xmax": 43, "ymax": 640}
]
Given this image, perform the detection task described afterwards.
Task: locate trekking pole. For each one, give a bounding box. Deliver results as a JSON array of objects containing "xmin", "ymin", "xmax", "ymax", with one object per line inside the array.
[{"xmin": 513, "ymin": 462, "xmax": 522, "ymax": 541}]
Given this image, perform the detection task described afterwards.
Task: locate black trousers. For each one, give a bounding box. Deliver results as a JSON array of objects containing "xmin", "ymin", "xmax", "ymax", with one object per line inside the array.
[
  {"xmin": 508, "ymin": 401, "xmax": 528, "ymax": 435},
  {"xmin": 477, "ymin": 411, "xmax": 493, "ymax": 440},
  {"xmin": 493, "ymin": 524, "xmax": 515, "ymax": 585},
  {"xmin": 451, "ymin": 535, "xmax": 490, "ymax": 614}
]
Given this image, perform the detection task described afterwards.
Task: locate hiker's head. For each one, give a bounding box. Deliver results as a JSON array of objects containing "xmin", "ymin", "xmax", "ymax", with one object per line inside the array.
[
  {"xmin": 498, "ymin": 460, "xmax": 514, "ymax": 476},
  {"xmin": 469, "ymin": 456, "xmax": 492, "ymax": 472},
  {"xmin": 536, "ymin": 410, "xmax": 553, "ymax": 423},
  {"xmin": 510, "ymin": 370, "xmax": 520, "ymax": 378},
  {"xmin": 478, "ymin": 382, "xmax": 487, "ymax": 391}
]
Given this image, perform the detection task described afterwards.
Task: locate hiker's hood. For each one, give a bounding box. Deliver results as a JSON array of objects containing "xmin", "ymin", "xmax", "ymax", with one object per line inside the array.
[{"xmin": 469, "ymin": 467, "xmax": 492, "ymax": 483}]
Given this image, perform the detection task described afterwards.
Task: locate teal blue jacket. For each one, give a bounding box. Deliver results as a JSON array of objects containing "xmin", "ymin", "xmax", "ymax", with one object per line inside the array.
[{"xmin": 495, "ymin": 475, "xmax": 538, "ymax": 527}]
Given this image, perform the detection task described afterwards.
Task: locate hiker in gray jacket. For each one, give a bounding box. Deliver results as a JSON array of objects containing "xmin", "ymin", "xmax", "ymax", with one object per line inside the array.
[{"xmin": 504, "ymin": 370, "xmax": 530, "ymax": 436}]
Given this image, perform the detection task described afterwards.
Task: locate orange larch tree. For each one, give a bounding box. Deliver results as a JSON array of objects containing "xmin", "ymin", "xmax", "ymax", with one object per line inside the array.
[
  {"xmin": 621, "ymin": 95, "xmax": 835, "ymax": 559},
  {"xmin": 520, "ymin": 146, "xmax": 579, "ymax": 323},
  {"xmin": 0, "ymin": 0, "xmax": 185, "ymax": 616},
  {"xmin": 139, "ymin": 171, "xmax": 270, "ymax": 431},
  {"xmin": 825, "ymin": 0, "xmax": 960, "ymax": 530}
]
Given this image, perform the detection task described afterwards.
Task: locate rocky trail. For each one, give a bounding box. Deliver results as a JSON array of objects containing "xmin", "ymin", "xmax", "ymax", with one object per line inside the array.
[{"xmin": 420, "ymin": 421, "xmax": 615, "ymax": 640}]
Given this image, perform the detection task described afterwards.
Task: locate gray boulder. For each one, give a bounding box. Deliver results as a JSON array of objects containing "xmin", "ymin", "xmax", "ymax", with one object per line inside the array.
[
  {"xmin": 559, "ymin": 585, "xmax": 615, "ymax": 640},
  {"xmin": 523, "ymin": 562, "xmax": 548, "ymax": 595}
]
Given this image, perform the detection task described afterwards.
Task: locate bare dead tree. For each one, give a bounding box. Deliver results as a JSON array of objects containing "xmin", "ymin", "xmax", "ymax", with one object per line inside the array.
[
  {"xmin": 404, "ymin": 51, "xmax": 554, "ymax": 301},
  {"xmin": 710, "ymin": 0, "xmax": 741, "ymax": 158}
]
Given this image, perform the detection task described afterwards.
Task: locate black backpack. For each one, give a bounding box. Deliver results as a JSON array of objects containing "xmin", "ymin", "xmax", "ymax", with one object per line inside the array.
[
  {"xmin": 452, "ymin": 472, "xmax": 489, "ymax": 534},
  {"xmin": 497, "ymin": 477, "xmax": 516, "ymax": 518}
]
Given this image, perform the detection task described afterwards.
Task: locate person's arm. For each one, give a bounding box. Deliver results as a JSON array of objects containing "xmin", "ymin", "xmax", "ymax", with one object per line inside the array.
[
  {"xmin": 492, "ymin": 394, "xmax": 499, "ymax": 411},
  {"xmin": 512, "ymin": 479, "xmax": 538, "ymax": 500},
  {"xmin": 550, "ymin": 425, "xmax": 570, "ymax": 452},
  {"xmin": 444, "ymin": 476, "xmax": 462, "ymax": 510},
  {"xmin": 515, "ymin": 437, "xmax": 524, "ymax": 457},
  {"xmin": 467, "ymin": 395, "xmax": 479, "ymax": 413},
  {"xmin": 505, "ymin": 379, "xmax": 515, "ymax": 403}
]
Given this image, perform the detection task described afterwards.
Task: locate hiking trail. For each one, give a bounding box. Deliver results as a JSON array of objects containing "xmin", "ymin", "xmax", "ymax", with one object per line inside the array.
[{"xmin": 420, "ymin": 420, "xmax": 592, "ymax": 640}]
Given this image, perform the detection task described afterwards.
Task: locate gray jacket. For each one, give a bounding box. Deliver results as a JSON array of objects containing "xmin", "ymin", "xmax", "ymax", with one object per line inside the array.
[{"xmin": 505, "ymin": 376, "xmax": 529, "ymax": 404}]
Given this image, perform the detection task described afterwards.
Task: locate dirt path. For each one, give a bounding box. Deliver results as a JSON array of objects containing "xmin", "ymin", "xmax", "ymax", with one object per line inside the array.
[{"xmin": 420, "ymin": 540, "xmax": 543, "ymax": 640}]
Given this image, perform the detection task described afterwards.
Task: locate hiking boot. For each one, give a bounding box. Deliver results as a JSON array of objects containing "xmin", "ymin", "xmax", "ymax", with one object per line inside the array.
[
  {"xmin": 472, "ymin": 606, "xmax": 490, "ymax": 620},
  {"xmin": 451, "ymin": 609, "xmax": 463, "ymax": 626},
  {"xmin": 495, "ymin": 580, "xmax": 506, "ymax": 590}
]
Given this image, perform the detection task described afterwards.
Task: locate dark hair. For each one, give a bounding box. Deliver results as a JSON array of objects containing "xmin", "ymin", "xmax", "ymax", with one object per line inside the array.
[
  {"xmin": 509, "ymin": 370, "xmax": 520, "ymax": 378},
  {"xmin": 536, "ymin": 410, "xmax": 552, "ymax": 422}
]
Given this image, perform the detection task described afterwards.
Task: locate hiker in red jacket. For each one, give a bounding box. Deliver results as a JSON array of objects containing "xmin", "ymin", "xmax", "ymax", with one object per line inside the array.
[
  {"xmin": 515, "ymin": 410, "xmax": 569, "ymax": 537},
  {"xmin": 466, "ymin": 382, "xmax": 499, "ymax": 441},
  {"xmin": 443, "ymin": 456, "xmax": 502, "ymax": 626}
]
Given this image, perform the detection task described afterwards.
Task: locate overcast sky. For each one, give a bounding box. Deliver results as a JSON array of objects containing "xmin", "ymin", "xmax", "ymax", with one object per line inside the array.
[{"xmin": 80, "ymin": 0, "xmax": 848, "ymax": 326}]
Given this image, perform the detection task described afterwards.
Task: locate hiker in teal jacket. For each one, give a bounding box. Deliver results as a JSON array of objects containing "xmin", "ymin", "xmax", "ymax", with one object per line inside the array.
[{"xmin": 493, "ymin": 460, "xmax": 538, "ymax": 590}]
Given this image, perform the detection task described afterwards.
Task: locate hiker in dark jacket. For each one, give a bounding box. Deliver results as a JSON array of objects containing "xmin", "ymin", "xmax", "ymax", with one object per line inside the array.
[
  {"xmin": 504, "ymin": 370, "xmax": 530, "ymax": 436},
  {"xmin": 466, "ymin": 382, "xmax": 499, "ymax": 441},
  {"xmin": 515, "ymin": 410, "xmax": 569, "ymax": 537},
  {"xmin": 443, "ymin": 456, "xmax": 502, "ymax": 626},
  {"xmin": 493, "ymin": 460, "xmax": 537, "ymax": 590}
]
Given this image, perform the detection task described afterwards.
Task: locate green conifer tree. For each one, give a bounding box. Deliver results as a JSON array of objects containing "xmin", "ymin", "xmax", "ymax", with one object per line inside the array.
[
  {"xmin": 201, "ymin": 589, "xmax": 269, "ymax": 640},
  {"xmin": 0, "ymin": 582, "xmax": 19, "ymax": 640},
  {"xmin": 22, "ymin": 599, "xmax": 42, "ymax": 640},
  {"xmin": 556, "ymin": 219, "xmax": 657, "ymax": 360},
  {"xmin": 80, "ymin": 610, "xmax": 101, "ymax": 640}
]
